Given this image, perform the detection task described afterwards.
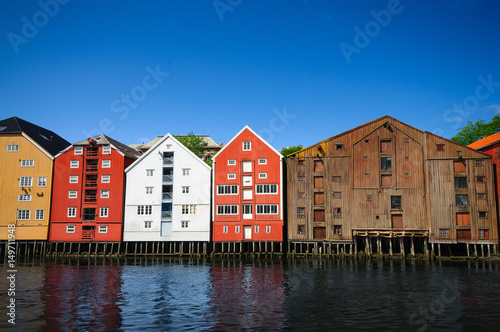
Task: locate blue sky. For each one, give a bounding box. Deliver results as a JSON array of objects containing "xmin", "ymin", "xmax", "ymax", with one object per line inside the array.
[{"xmin": 1, "ymin": 0, "xmax": 500, "ymax": 150}]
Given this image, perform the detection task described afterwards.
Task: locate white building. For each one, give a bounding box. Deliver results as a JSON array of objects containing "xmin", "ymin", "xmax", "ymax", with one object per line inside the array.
[{"xmin": 123, "ymin": 134, "xmax": 211, "ymax": 242}]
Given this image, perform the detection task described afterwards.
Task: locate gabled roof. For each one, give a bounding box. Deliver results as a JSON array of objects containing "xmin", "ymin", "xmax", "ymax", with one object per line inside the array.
[
  {"xmin": 125, "ymin": 133, "xmax": 211, "ymax": 173},
  {"xmin": 0, "ymin": 116, "xmax": 70, "ymax": 156},
  {"xmin": 468, "ymin": 131, "xmax": 500, "ymax": 150},
  {"xmin": 72, "ymin": 134, "xmax": 141, "ymax": 160},
  {"xmin": 213, "ymin": 125, "xmax": 283, "ymax": 161}
]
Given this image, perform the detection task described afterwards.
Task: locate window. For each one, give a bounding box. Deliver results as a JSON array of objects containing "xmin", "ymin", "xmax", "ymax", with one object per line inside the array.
[
  {"xmin": 266, "ymin": 225, "xmax": 271, "ymax": 233},
  {"xmin": 21, "ymin": 159, "xmax": 34, "ymax": 167},
  {"xmin": 476, "ymin": 159, "xmax": 483, "ymax": 166},
  {"xmin": 333, "ymin": 176, "xmax": 341, "ymax": 182},
  {"xmin": 256, "ymin": 184, "xmax": 278, "ymax": 194},
  {"xmin": 181, "ymin": 221, "xmax": 189, "ymax": 228},
  {"xmin": 228, "ymin": 159, "xmax": 236, "ymax": 165},
  {"xmin": 103, "ymin": 146, "xmax": 111, "ymax": 154},
  {"xmin": 298, "ymin": 225, "xmax": 305, "ymax": 234},
  {"xmin": 256, "ymin": 204, "xmax": 278, "ymax": 215},
  {"xmin": 228, "ymin": 173, "xmax": 236, "ymax": 180},
  {"xmin": 298, "ymin": 192, "xmax": 305, "ymax": 198},
  {"xmin": 334, "ymin": 225, "xmax": 342, "ymax": 235},
  {"xmin": 223, "ymin": 225, "xmax": 228, "ymax": 233},
  {"xmin": 454, "ymin": 177, "xmax": 467, "ymax": 189},
  {"xmin": 255, "ymin": 225, "xmax": 260, "ymax": 233},
  {"xmin": 217, "ymin": 185, "xmax": 238, "ymax": 195},
  {"xmin": 334, "ymin": 208, "xmax": 341, "ymax": 219},
  {"xmin": 70, "ymin": 175, "xmax": 78, "ymax": 183},
  {"xmin": 68, "ymin": 207, "xmax": 76, "ymax": 217},
  {"xmin": 453, "ymin": 161, "xmax": 466, "ymax": 172},
  {"xmin": 235, "ymin": 225, "xmax": 240, "ymax": 233},
  {"xmin": 100, "ymin": 207, "xmax": 109, "ymax": 217},
  {"xmin": 477, "ymin": 193, "xmax": 486, "ymax": 200},
  {"xmin": 297, "ymin": 207, "xmax": 305, "ymax": 218},
  {"xmin": 440, "ymin": 229, "xmax": 449, "ymax": 238},
  {"xmin": 476, "ymin": 176, "xmax": 485, "ymax": 183},
  {"xmin": 367, "ymin": 195, "xmax": 372, "ymax": 201},
  {"xmin": 99, "ymin": 225, "xmax": 108, "ymax": 233},
  {"xmin": 182, "ymin": 205, "xmax": 197, "ymax": 214},
  {"xmin": 102, "ymin": 160, "xmax": 111, "ymax": 168},
  {"xmin": 69, "ymin": 190, "xmax": 78, "ymax": 199},
  {"xmin": 83, "ymin": 208, "xmax": 96, "ymax": 221},
  {"xmin": 101, "ymin": 190, "xmax": 110, "ymax": 198},
  {"xmin": 391, "ymin": 196, "xmax": 402, "ymax": 209},
  {"xmin": 479, "ymin": 211, "xmax": 487, "ymax": 218},
  {"xmin": 144, "ymin": 221, "xmax": 152, "ymax": 229},
  {"xmin": 405, "ymin": 156, "xmax": 409, "ymax": 161},
  {"xmin": 364, "ymin": 172, "xmax": 370, "ymax": 177},
  {"xmin": 74, "ymin": 146, "xmax": 83, "ymax": 155},
  {"xmin": 19, "ymin": 176, "xmax": 33, "ymax": 187},
  {"xmin": 333, "ymin": 192, "xmax": 341, "ymax": 199},
  {"xmin": 298, "ymin": 177, "xmax": 304, "ymax": 182},
  {"xmin": 336, "ymin": 144, "xmax": 343, "ymax": 151},
  {"xmin": 37, "ymin": 176, "xmax": 47, "ymax": 187},
  {"xmin": 70, "ymin": 160, "xmax": 79, "ymax": 168},
  {"xmin": 258, "ymin": 158, "xmax": 267, "ymax": 165},
  {"xmin": 146, "ymin": 169, "xmax": 154, "ymax": 176},
  {"xmin": 404, "ymin": 173, "xmax": 409, "ymax": 177},
  {"xmin": 243, "ymin": 141, "xmax": 251, "ymax": 151},
  {"xmin": 381, "ymin": 157, "xmax": 392, "ymax": 171},
  {"xmin": 404, "ymin": 138, "xmax": 409, "ymax": 143},
  {"xmin": 66, "ymin": 225, "xmax": 75, "ymax": 233},
  {"xmin": 17, "ymin": 210, "xmax": 30, "ymax": 220},
  {"xmin": 7, "ymin": 144, "xmax": 19, "ymax": 152},
  {"xmin": 456, "ymin": 194, "xmax": 468, "ymax": 207},
  {"xmin": 217, "ymin": 205, "xmax": 238, "ymax": 215},
  {"xmin": 182, "ymin": 186, "xmax": 190, "ymax": 194},
  {"xmin": 18, "ymin": 194, "xmax": 31, "ymax": 202},
  {"xmin": 146, "ymin": 187, "xmax": 153, "ymax": 194},
  {"xmin": 258, "ymin": 173, "xmax": 267, "ymax": 179},
  {"xmin": 137, "ymin": 205, "xmax": 152, "ymax": 215},
  {"xmin": 479, "ymin": 229, "xmax": 489, "ymax": 239},
  {"xmin": 182, "ymin": 168, "xmax": 190, "ymax": 176},
  {"xmin": 243, "ymin": 204, "xmax": 252, "ymax": 214},
  {"xmin": 436, "ymin": 144, "xmax": 445, "ymax": 151}
]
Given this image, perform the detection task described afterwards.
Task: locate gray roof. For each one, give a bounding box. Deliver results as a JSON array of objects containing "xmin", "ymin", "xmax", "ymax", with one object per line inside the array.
[{"xmin": 75, "ymin": 134, "xmax": 141, "ymax": 160}]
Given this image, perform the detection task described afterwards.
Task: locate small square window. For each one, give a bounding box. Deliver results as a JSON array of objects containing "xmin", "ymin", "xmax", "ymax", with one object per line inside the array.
[
  {"xmin": 102, "ymin": 160, "xmax": 111, "ymax": 168},
  {"xmin": 456, "ymin": 194, "xmax": 468, "ymax": 206},
  {"xmin": 333, "ymin": 176, "xmax": 341, "ymax": 182},
  {"xmin": 298, "ymin": 177, "xmax": 304, "ymax": 182},
  {"xmin": 144, "ymin": 221, "xmax": 152, "ymax": 228},
  {"xmin": 102, "ymin": 146, "xmax": 111, "ymax": 154},
  {"xmin": 69, "ymin": 191, "xmax": 78, "ymax": 199},
  {"xmin": 99, "ymin": 225, "xmax": 108, "ymax": 233},
  {"xmin": 101, "ymin": 190, "xmax": 110, "ymax": 198},
  {"xmin": 66, "ymin": 225, "xmax": 75, "ymax": 233},
  {"xmin": 479, "ymin": 211, "xmax": 487, "ymax": 218},
  {"xmin": 146, "ymin": 169, "xmax": 154, "ymax": 176},
  {"xmin": 74, "ymin": 146, "xmax": 83, "ymax": 155},
  {"xmin": 477, "ymin": 193, "xmax": 486, "ymax": 200},
  {"xmin": 146, "ymin": 187, "xmax": 153, "ymax": 194},
  {"xmin": 70, "ymin": 160, "xmax": 79, "ymax": 168},
  {"xmin": 476, "ymin": 160, "xmax": 483, "ymax": 166},
  {"xmin": 479, "ymin": 229, "xmax": 489, "ymax": 239},
  {"xmin": 298, "ymin": 192, "xmax": 305, "ymax": 198},
  {"xmin": 182, "ymin": 186, "xmax": 190, "ymax": 193},
  {"xmin": 228, "ymin": 173, "xmax": 236, "ymax": 180},
  {"xmin": 181, "ymin": 221, "xmax": 189, "ymax": 228},
  {"xmin": 69, "ymin": 175, "xmax": 78, "ymax": 183},
  {"xmin": 364, "ymin": 172, "xmax": 370, "ymax": 177},
  {"xmin": 440, "ymin": 229, "xmax": 449, "ymax": 238},
  {"xmin": 243, "ymin": 141, "xmax": 251, "ymax": 151},
  {"xmin": 363, "ymin": 156, "xmax": 368, "ymax": 160},
  {"xmin": 336, "ymin": 144, "xmax": 343, "ymax": 151},
  {"xmin": 333, "ymin": 192, "xmax": 341, "ymax": 198},
  {"xmin": 404, "ymin": 138, "xmax": 409, "ymax": 143},
  {"xmin": 258, "ymin": 173, "xmax": 267, "ymax": 179},
  {"xmin": 101, "ymin": 175, "xmax": 110, "ymax": 183},
  {"xmin": 476, "ymin": 176, "xmax": 485, "ymax": 183},
  {"xmin": 298, "ymin": 159, "xmax": 305, "ymax": 166},
  {"xmin": 228, "ymin": 159, "xmax": 236, "ymax": 165},
  {"xmin": 100, "ymin": 207, "xmax": 109, "ymax": 217},
  {"xmin": 297, "ymin": 207, "xmax": 305, "ymax": 218},
  {"xmin": 258, "ymin": 158, "xmax": 267, "ymax": 165},
  {"xmin": 333, "ymin": 225, "xmax": 342, "ymax": 235},
  {"xmin": 404, "ymin": 173, "xmax": 410, "ymax": 177},
  {"xmin": 35, "ymin": 209, "xmax": 44, "ymax": 220},
  {"xmin": 182, "ymin": 168, "xmax": 190, "ymax": 176},
  {"xmin": 391, "ymin": 196, "xmax": 402, "ymax": 209},
  {"xmin": 68, "ymin": 207, "xmax": 76, "ymax": 217},
  {"xmin": 367, "ymin": 195, "xmax": 372, "ymax": 201},
  {"xmin": 298, "ymin": 225, "xmax": 305, "ymax": 234},
  {"xmin": 405, "ymin": 156, "xmax": 409, "ymax": 161}
]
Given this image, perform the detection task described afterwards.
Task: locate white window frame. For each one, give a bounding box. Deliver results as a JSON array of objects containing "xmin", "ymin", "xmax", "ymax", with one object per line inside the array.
[
  {"xmin": 146, "ymin": 169, "xmax": 154, "ymax": 176},
  {"xmin": 70, "ymin": 160, "xmax": 79, "ymax": 168},
  {"xmin": 228, "ymin": 173, "xmax": 236, "ymax": 180},
  {"xmin": 102, "ymin": 146, "xmax": 111, "ymax": 154},
  {"xmin": 223, "ymin": 225, "xmax": 228, "ymax": 233},
  {"xmin": 137, "ymin": 205, "xmax": 152, "ymax": 215},
  {"xmin": 144, "ymin": 221, "xmax": 152, "ymax": 229},
  {"xmin": 100, "ymin": 207, "xmax": 109, "ymax": 218},
  {"xmin": 216, "ymin": 205, "xmax": 239, "ymax": 215},
  {"xmin": 21, "ymin": 159, "xmax": 34, "ymax": 167},
  {"xmin": 255, "ymin": 225, "xmax": 260, "ymax": 233},
  {"xmin": 68, "ymin": 190, "xmax": 78, "ymax": 199},
  {"xmin": 243, "ymin": 141, "xmax": 251, "ymax": 151},
  {"xmin": 101, "ymin": 190, "xmax": 110, "ymax": 198},
  {"xmin": 228, "ymin": 159, "xmax": 236, "ymax": 166},
  {"xmin": 182, "ymin": 186, "xmax": 190, "ymax": 194},
  {"xmin": 35, "ymin": 209, "xmax": 45, "ymax": 220},
  {"xmin": 256, "ymin": 204, "xmax": 279, "ymax": 215},
  {"xmin": 68, "ymin": 207, "xmax": 77, "ymax": 217},
  {"xmin": 74, "ymin": 146, "xmax": 83, "ymax": 155},
  {"xmin": 19, "ymin": 176, "xmax": 33, "ymax": 187},
  {"xmin": 17, "ymin": 209, "xmax": 30, "ymax": 220},
  {"xmin": 101, "ymin": 175, "xmax": 110, "ymax": 183},
  {"xmin": 217, "ymin": 185, "xmax": 239, "ymax": 195},
  {"xmin": 235, "ymin": 225, "xmax": 240, "ymax": 233},
  {"xmin": 182, "ymin": 168, "xmax": 190, "ymax": 176},
  {"xmin": 146, "ymin": 187, "xmax": 153, "ymax": 195},
  {"xmin": 256, "ymin": 184, "xmax": 278, "ymax": 194},
  {"xmin": 18, "ymin": 194, "xmax": 32, "ymax": 202},
  {"xmin": 181, "ymin": 221, "xmax": 189, "ymax": 228},
  {"xmin": 258, "ymin": 173, "xmax": 267, "ymax": 179},
  {"xmin": 7, "ymin": 144, "xmax": 19, "ymax": 152},
  {"xmin": 98, "ymin": 225, "xmax": 108, "ymax": 233},
  {"xmin": 38, "ymin": 176, "xmax": 47, "ymax": 187},
  {"xmin": 102, "ymin": 160, "xmax": 111, "ymax": 168},
  {"xmin": 182, "ymin": 205, "xmax": 197, "ymax": 215},
  {"xmin": 258, "ymin": 158, "xmax": 267, "ymax": 165},
  {"xmin": 66, "ymin": 225, "xmax": 75, "ymax": 233},
  {"xmin": 69, "ymin": 175, "xmax": 78, "ymax": 183},
  {"xmin": 266, "ymin": 225, "xmax": 271, "ymax": 233}
]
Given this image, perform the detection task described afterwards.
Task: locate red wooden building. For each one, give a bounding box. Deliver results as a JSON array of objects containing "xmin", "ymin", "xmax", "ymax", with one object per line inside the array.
[
  {"xmin": 212, "ymin": 126, "xmax": 284, "ymax": 243},
  {"xmin": 49, "ymin": 135, "xmax": 140, "ymax": 242}
]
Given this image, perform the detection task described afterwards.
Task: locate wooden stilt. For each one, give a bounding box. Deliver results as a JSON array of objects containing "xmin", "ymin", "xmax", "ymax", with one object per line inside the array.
[
  {"xmin": 487, "ymin": 244, "xmax": 491, "ymax": 257},
  {"xmin": 377, "ymin": 238, "xmax": 382, "ymax": 256},
  {"xmin": 481, "ymin": 244, "xmax": 484, "ymax": 257},
  {"xmin": 474, "ymin": 244, "xmax": 478, "ymax": 257},
  {"xmin": 410, "ymin": 237, "xmax": 415, "ymax": 256},
  {"xmin": 400, "ymin": 238, "xmax": 405, "ymax": 258},
  {"xmin": 466, "ymin": 243, "xmax": 470, "ymax": 257},
  {"xmin": 438, "ymin": 243, "xmax": 441, "ymax": 257}
]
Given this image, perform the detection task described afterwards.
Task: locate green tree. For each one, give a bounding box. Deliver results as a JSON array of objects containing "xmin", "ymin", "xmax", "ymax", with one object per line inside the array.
[
  {"xmin": 451, "ymin": 115, "xmax": 500, "ymax": 145},
  {"xmin": 281, "ymin": 145, "xmax": 303, "ymax": 158},
  {"xmin": 174, "ymin": 132, "xmax": 206, "ymax": 159}
]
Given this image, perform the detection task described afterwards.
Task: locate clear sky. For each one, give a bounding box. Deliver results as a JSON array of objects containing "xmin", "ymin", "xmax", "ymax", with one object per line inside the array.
[{"xmin": 1, "ymin": 0, "xmax": 500, "ymax": 151}]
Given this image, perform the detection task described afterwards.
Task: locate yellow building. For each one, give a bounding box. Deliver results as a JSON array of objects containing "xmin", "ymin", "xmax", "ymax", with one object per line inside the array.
[{"xmin": 0, "ymin": 117, "xmax": 69, "ymax": 240}]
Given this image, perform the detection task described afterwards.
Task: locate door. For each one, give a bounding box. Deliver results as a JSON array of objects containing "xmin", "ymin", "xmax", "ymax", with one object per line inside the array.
[
  {"xmin": 242, "ymin": 175, "xmax": 252, "ymax": 186},
  {"xmin": 161, "ymin": 221, "xmax": 172, "ymax": 237},
  {"xmin": 243, "ymin": 226, "xmax": 252, "ymax": 239},
  {"xmin": 313, "ymin": 227, "xmax": 326, "ymax": 239},
  {"xmin": 243, "ymin": 204, "xmax": 252, "ymax": 219},
  {"xmin": 314, "ymin": 210, "xmax": 325, "ymax": 223},
  {"xmin": 391, "ymin": 214, "xmax": 403, "ymax": 229},
  {"xmin": 243, "ymin": 189, "xmax": 252, "ymax": 200},
  {"xmin": 242, "ymin": 161, "xmax": 252, "ymax": 172},
  {"xmin": 82, "ymin": 226, "xmax": 95, "ymax": 240}
]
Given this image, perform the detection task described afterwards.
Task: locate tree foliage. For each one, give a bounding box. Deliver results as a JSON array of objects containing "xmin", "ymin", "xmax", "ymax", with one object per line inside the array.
[
  {"xmin": 281, "ymin": 145, "xmax": 303, "ymax": 158},
  {"xmin": 450, "ymin": 115, "xmax": 500, "ymax": 146},
  {"xmin": 174, "ymin": 132, "xmax": 206, "ymax": 159}
]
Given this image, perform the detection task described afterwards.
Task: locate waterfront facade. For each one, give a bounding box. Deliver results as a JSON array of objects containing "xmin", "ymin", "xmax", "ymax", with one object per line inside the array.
[
  {"xmin": 287, "ymin": 116, "xmax": 498, "ymax": 251},
  {"xmin": 212, "ymin": 126, "xmax": 284, "ymax": 242},
  {"xmin": 49, "ymin": 135, "xmax": 140, "ymax": 242},
  {"xmin": 123, "ymin": 134, "xmax": 211, "ymax": 242},
  {"xmin": 0, "ymin": 117, "xmax": 69, "ymax": 240}
]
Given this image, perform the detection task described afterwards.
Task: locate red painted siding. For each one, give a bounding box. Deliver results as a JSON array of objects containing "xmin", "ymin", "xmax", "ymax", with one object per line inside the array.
[{"xmin": 213, "ymin": 127, "xmax": 283, "ymax": 242}]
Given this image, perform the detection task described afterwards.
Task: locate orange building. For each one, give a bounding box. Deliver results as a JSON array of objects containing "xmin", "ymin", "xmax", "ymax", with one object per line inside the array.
[{"xmin": 0, "ymin": 117, "xmax": 69, "ymax": 240}]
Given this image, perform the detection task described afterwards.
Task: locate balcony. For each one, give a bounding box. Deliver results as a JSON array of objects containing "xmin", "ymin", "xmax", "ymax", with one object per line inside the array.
[
  {"xmin": 82, "ymin": 228, "xmax": 95, "ymax": 240},
  {"xmin": 162, "ymin": 192, "xmax": 173, "ymax": 201},
  {"xmin": 85, "ymin": 180, "xmax": 97, "ymax": 188},
  {"xmin": 84, "ymin": 191, "xmax": 97, "ymax": 203},
  {"xmin": 161, "ymin": 211, "xmax": 172, "ymax": 220},
  {"xmin": 86, "ymin": 148, "xmax": 99, "ymax": 157},
  {"xmin": 163, "ymin": 157, "xmax": 174, "ymax": 165},
  {"xmin": 86, "ymin": 164, "xmax": 98, "ymax": 172},
  {"xmin": 163, "ymin": 175, "xmax": 173, "ymax": 183}
]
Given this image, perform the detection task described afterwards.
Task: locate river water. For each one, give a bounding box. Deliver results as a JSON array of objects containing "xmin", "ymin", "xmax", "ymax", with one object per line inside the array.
[{"xmin": 1, "ymin": 257, "xmax": 499, "ymax": 331}]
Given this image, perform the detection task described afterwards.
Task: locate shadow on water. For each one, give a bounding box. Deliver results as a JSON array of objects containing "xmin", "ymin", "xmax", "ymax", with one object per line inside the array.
[{"xmin": 0, "ymin": 257, "xmax": 499, "ymax": 331}]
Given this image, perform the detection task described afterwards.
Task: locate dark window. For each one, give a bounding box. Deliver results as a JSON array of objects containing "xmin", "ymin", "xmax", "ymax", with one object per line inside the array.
[
  {"xmin": 479, "ymin": 229, "xmax": 489, "ymax": 239},
  {"xmin": 391, "ymin": 196, "xmax": 402, "ymax": 209},
  {"xmin": 477, "ymin": 193, "xmax": 486, "ymax": 200},
  {"xmin": 404, "ymin": 173, "xmax": 409, "ymax": 177},
  {"xmin": 298, "ymin": 177, "xmax": 304, "ymax": 182},
  {"xmin": 333, "ymin": 208, "xmax": 341, "ymax": 219},
  {"xmin": 476, "ymin": 159, "xmax": 483, "ymax": 166},
  {"xmin": 333, "ymin": 225, "xmax": 342, "ymax": 235},
  {"xmin": 404, "ymin": 138, "xmax": 409, "ymax": 143},
  {"xmin": 476, "ymin": 176, "xmax": 485, "ymax": 183},
  {"xmin": 479, "ymin": 211, "xmax": 487, "ymax": 218},
  {"xmin": 456, "ymin": 194, "xmax": 468, "ymax": 207},
  {"xmin": 333, "ymin": 192, "xmax": 341, "ymax": 199},
  {"xmin": 454, "ymin": 177, "xmax": 467, "ymax": 189},
  {"xmin": 336, "ymin": 144, "xmax": 343, "ymax": 151},
  {"xmin": 440, "ymin": 229, "xmax": 449, "ymax": 238},
  {"xmin": 367, "ymin": 195, "xmax": 372, "ymax": 201},
  {"xmin": 298, "ymin": 192, "xmax": 305, "ymax": 198},
  {"xmin": 297, "ymin": 208, "xmax": 305, "ymax": 218},
  {"xmin": 83, "ymin": 208, "xmax": 95, "ymax": 221},
  {"xmin": 333, "ymin": 176, "xmax": 341, "ymax": 182},
  {"xmin": 381, "ymin": 157, "xmax": 392, "ymax": 171},
  {"xmin": 298, "ymin": 225, "xmax": 305, "ymax": 234}
]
